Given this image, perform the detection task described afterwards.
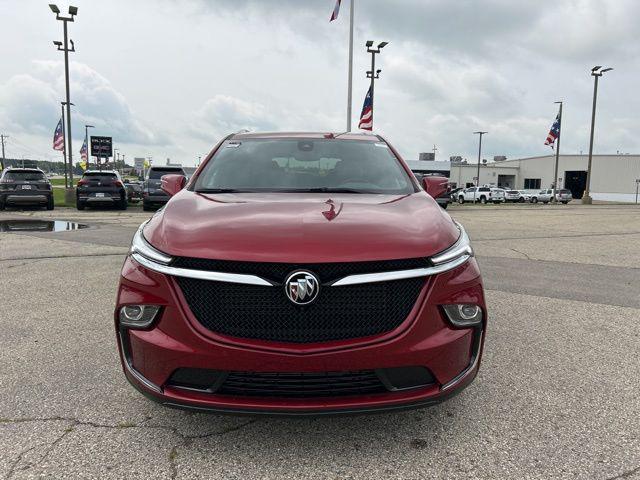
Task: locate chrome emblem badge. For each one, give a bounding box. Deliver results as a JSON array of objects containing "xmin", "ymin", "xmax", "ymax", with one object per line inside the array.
[{"xmin": 285, "ymin": 271, "xmax": 320, "ymax": 305}]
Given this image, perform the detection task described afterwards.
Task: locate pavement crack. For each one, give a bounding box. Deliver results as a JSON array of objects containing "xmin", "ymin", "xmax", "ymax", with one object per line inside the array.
[
  {"xmin": 0, "ymin": 416, "xmax": 259, "ymax": 438},
  {"xmin": 168, "ymin": 446, "xmax": 179, "ymax": 480},
  {"xmin": 5, "ymin": 447, "xmax": 35, "ymax": 480},
  {"xmin": 604, "ymin": 465, "xmax": 640, "ymax": 480},
  {"xmin": 509, "ymin": 247, "xmax": 533, "ymax": 260}
]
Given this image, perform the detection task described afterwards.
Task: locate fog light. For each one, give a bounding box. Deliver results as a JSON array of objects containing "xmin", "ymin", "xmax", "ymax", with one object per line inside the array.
[
  {"xmin": 119, "ymin": 305, "xmax": 161, "ymax": 329},
  {"xmin": 442, "ymin": 304, "xmax": 483, "ymax": 327}
]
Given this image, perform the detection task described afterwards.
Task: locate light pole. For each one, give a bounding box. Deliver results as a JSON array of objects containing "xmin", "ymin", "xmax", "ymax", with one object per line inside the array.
[
  {"xmin": 365, "ymin": 40, "xmax": 388, "ymax": 130},
  {"xmin": 50, "ymin": 4, "xmax": 78, "ymax": 197},
  {"xmin": 583, "ymin": 65, "xmax": 613, "ymax": 204},
  {"xmin": 114, "ymin": 149, "xmax": 120, "ymax": 174},
  {"xmin": 473, "ymin": 131, "xmax": 487, "ymax": 202}
]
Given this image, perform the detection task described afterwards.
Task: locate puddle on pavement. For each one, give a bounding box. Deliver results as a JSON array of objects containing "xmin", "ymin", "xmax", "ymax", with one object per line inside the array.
[{"xmin": 0, "ymin": 220, "xmax": 89, "ymax": 233}]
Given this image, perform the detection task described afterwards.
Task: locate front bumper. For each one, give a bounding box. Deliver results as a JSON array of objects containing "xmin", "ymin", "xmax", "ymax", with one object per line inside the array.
[{"xmin": 115, "ymin": 256, "xmax": 486, "ymax": 415}]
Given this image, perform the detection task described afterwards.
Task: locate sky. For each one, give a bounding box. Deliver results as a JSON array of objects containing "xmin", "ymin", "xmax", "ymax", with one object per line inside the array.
[{"xmin": 0, "ymin": 0, "xmax": 638, "ymax": 167}]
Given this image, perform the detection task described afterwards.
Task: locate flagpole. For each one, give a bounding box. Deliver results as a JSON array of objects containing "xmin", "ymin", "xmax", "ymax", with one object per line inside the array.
[
  {"xmin": 552, "ymin": 101, "xmax": 562, "ymax": 202},
  {"xmin": 61, "ymin": 103, "xmax": 68, "ymax": 189},
  {"xmin": 346, "ymin": 0, "xmax": 354, "ymax": 131}
]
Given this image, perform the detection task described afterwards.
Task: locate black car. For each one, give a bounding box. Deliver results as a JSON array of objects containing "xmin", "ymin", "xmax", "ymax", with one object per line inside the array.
[
  {"xmin": 123, "ymin": 180, "xmax": 143, "ymax": 203},
  {"xmin": 0, "ymin": 168, "xmax": 54, "ymax": 210},
  {"xmin": 143, "ymin": 166, "xmax": 186, "ymax": 211},
  {"xmin": 76, "ymin": 170, "xmax": 127, "ymax": 210}
]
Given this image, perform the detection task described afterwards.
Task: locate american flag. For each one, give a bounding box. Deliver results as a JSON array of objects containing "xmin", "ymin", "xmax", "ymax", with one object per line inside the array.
[
  {"xmin": 545, "ymin": 112, "xmax": 561, "ymax": 148},
  {"xmin": 80, "ymin": 137, "xmax": 88, "ymax": 162},
  {"xmin": 53, "ymin": 117, "xmax": 64, "ymax": 151},
  {"xmin": 358, "ymin": 86, "xmax": 373, "ymax": 131},
  {"xmin": 329, "ymin": 0, "xmax": 341, "ymax": 21}
]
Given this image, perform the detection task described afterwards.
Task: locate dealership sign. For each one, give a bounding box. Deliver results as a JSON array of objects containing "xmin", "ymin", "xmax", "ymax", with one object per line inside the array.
[{"xmin": 90, "ymin": 136, "xmax": 113, "ymax": 158}]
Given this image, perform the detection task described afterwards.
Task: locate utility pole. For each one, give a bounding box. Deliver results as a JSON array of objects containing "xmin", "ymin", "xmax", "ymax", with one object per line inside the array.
[
  {"xmin": 0, "ymin": 134, "xmax": 8, "ymax": 171},
  {"xmin": 473, "ymin": 131, "xmax": 487, "ymax": 202},
  {"xmin": 432, "ymin": 144, "xmax": 438, "ymax": 160},
  {"xmin": 552, "ymin": 101, "xmax": 563, "ymax": 203},
  {"xmin": 51, "ymin": 4, "xmax": 78, "ymax": 199},
  {"xmin": 583, "ymin": 65, "xmax": 613, "ymax": 204},
  {"xmin": 365, "ymin": 40, "xmax": 388, "ymax": 131}
]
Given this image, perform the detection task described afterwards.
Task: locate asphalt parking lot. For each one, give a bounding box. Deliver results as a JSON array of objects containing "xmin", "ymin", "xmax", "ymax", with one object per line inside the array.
[{"xmin": 1, "ymin": 204, "xmax": 639, "ymax": 479}]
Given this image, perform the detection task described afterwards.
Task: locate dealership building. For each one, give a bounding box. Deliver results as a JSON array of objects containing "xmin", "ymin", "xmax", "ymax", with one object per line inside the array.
[{"xmin": 408, "ymin": 154, "xmax": 640, "ymax": 202}]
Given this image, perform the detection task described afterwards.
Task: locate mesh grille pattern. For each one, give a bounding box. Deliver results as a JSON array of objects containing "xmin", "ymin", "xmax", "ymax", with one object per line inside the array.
[
  {"xmin": 171, "ymin": 257, "xmax": 429, "ymax": 284},
  {"xmin": 176, "ymin": 276, "xmax": 425, "ymax": 343},
  {"xmin": 217, "ymin": 371, "xmax": 386, "ymax": 398}
]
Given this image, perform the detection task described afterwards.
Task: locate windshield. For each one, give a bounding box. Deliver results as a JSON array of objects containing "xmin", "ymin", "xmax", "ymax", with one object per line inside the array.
[
  {"xmin": 149, "ymin": 168, "xmax": 184, "ymax": 179},
  {"xmin": 4, "ymin": 171, "xmax": 46, "ymax": 181},
  {"xmin": 193, "ymin": 139, "xmax": 416, "ymax": 194}
]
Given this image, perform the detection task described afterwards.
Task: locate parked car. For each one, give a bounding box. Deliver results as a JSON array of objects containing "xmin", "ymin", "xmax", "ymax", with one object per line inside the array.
[
  {"xmin": 457, "ymin": 186, "xmax": 503, "ymax": 204},
  {"xmin": 76, "ymin": 170, "xmax": 127, "ymax": 210},
  {"xmin": 143, "ymin": 166, "xmax": 186, "ymax": 211},
  {"xmin": 504, "ymin": 190, "xmax": 527, "ymax": 203},
  {"xmin": 555, "ymin": 189, "xmax": 573, "ymax": 204},
  {"xmin": 518, "ymin": 190, "xmax": 532, "ymax": 202},
  {"xmin": 123, "ymin": 180, "xmax": 143, "ymax": 204},
  {"xmin": 115, "ymin": 131, "xmax": 486, "ymax": 415},
  {"xmin": 0, "ymin": 167, "xmax": 54, "ymax": 210}
]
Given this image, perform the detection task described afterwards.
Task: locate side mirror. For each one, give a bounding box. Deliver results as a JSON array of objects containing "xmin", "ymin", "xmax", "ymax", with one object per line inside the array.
[
  {"xmin": 161, "ymin": 174, "xmax": 186, "ymax": 197},
  {"xmin": 422, "ymin": 175, "xmax": 449, "ymax": 199}
]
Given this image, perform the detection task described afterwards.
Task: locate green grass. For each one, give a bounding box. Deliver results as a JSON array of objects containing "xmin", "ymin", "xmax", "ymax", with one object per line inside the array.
[
  {"xmin": 50, "ymin": 177, "xmax": 75, "ymax": 187},
  {"xmin": 52, "ymin": 188, "xmax": 73, "ymax": 207}
]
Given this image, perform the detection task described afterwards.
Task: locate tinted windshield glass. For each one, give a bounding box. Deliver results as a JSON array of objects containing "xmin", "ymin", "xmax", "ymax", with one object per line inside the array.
[
  {"xmin": 84, "ymin": 172, "xmax": 117, "ymax": 180},
  {"xmin": 4, "ymin": 171, "xmax": 46, "ymax": 181},
  {"xmin": 194, "ymin": 139, "xmax": 415, "ymax": 194},
  {"xmin": 149, "ymin": 168, "xmax": 184, "ymax": 179}
]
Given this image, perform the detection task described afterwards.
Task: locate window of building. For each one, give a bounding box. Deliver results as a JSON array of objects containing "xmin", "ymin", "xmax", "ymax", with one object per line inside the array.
[{"xmin": 524, "ymin": 178, "xmax": 541, "ymax": 189}]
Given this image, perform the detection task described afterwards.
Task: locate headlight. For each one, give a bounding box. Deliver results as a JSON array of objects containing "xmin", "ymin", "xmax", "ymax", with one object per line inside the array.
[
  {"xmin": 130, "ymin": 221, "xmax": 172, "ymax": 265},
  {"xmin": 119, "ymin": 305, "xmax": 161, "ymax": 329},
  {"xmin": 431, "ymin": 222, "xmax": 474, "ymax": 266},
  {"xmin": 442, "ymin": 304, "xmax": 483, "ymax": 327}
]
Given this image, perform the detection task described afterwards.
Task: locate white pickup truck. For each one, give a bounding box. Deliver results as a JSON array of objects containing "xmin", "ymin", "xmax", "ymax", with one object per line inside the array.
[{"xmin": 456, "ymin": 186, "xmax": 505, "ymax": 204}]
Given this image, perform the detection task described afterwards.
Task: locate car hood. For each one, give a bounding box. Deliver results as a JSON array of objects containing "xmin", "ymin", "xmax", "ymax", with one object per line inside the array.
[{"xmin": 144, "ymin": 191, "xmax": 460, "ymax": 263}]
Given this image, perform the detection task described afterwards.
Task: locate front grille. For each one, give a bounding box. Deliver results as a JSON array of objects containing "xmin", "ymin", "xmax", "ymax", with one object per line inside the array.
[
  {"xmin": 176, "ymin": 276, "xmax": 425, "ymax": 343},
  {"xmin": 219, "ymin": 371, "xmax": 386, "ymax": 398},
  {"xmin": 171, "ymin": 257, "xmax": 429, "ymax": 284},
  {"xmin": 166, "ymin": 367, "xmax": 436, "ymax": 399}
]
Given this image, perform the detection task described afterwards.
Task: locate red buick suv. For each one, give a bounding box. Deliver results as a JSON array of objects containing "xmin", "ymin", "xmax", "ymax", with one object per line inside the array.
[{"xmin": 115, "ymin": 132, "xmax": 486, "ymax": 415}]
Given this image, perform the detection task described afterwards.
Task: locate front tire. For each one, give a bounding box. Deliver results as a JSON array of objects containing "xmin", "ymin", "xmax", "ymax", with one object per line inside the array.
[
  {"xmin": 519, "ymin": 197, "xmax": 525, "ymax": 203},
  {"xmin": 562, "ymin": 201, "xmax": 568, "ymax": 204},
  {"xmin": 531, "ymin": 197, "xmax": 538, "ymax": 203}
]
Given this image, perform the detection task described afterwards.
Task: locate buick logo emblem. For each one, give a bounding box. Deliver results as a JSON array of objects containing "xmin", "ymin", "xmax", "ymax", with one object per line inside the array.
[{"xmin": 285, "ymin": 271, "xmax": 320, "ymax": 305}]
